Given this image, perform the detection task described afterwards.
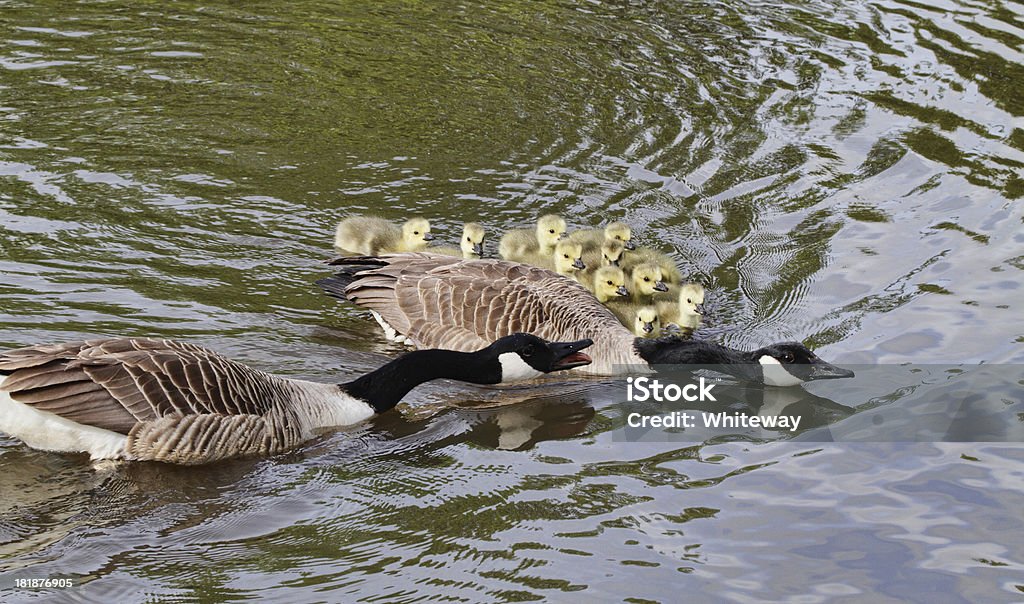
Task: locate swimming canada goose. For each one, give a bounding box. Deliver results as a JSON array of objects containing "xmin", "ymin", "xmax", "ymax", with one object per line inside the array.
[
  {"xmin": 632, "ymin": 306, "xmax": 660, "ymax": 338},
  {"xmin": 582, "ymin": 266, "xmax": 630, "ymax": 303},
  {"xmin": 334, "ymin": 216, "xmax": 434, "ymax": 254},
  {"xmin": 0, "ymin": 334, "xmax": 593, "ymax": 464},
  {"xmin": 431, "ymin": 222, "xmax": 486, "ymax": 259},
  {"xmin": 498, "ymin": 214, "xmax": 567, "ymax": 262},
  {"xmin": 568, "ymin": 222, "xmax": 636, "ymax": 252},
  {"xmin": 657, "ymin": 283, "xmax": 705, "ymax": 331},
  {"xmin": 317, "ymin": 254, "xmax": 855, "ymax": 386},
  {"xmin": 622, "ymin": 247, "xmax": 682, "ymax": 285}
]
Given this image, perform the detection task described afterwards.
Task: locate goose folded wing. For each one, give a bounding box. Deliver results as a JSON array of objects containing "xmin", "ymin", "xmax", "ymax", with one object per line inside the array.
[{"xmin": 0, "ymin": 338, "xmax": 277, "ymax": 435}]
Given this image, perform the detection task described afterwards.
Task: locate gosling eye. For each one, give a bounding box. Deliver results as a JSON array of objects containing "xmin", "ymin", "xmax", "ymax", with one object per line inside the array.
[
  {"xmin": 563, "ymin": 254, "xmax": 569, "ymax": 259},
  {"xmin": 615, "ymin": 236, "xmax": 622, "ymax": 240},
  {"xmin": 521, "ymin": 344, "xmax": 536, "ymax": 358},
  {"xmin": 414, "ymin": 231, "xmax": 420, "ymax": 235},
  {"xmin": 549, "ymin": 229, "xmax": 555, "ymax": 234},
  {"xmin": 687, "ymin": 298, "xmax": 692, "ymax": 303},
  {"xmin": 606, "ymin": 280, "xmax": 613, "ymax": 285},
  {"xmin": 466, "ymin": 237, "xmax": 471, "ymax": 241},
  {"xmin": 643, "ymin": 277, "xmax": 650, "ymax": 282}
]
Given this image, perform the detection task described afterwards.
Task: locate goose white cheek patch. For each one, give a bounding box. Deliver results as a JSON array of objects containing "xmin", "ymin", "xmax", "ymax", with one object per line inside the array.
[
  {"xmin": 758, "ymin": 355, "xmax": 804, "ymax": 387},
  {"xmin": 498, "ymin": 353, "xmax": 544, "ymax": 382}
]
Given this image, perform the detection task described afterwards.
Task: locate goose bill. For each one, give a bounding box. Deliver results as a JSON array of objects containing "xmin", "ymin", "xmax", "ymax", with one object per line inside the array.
[
  {"xmin": 549, "ymin": 339, "xmax": 594, "ymax": 371},
  {"xmin": 807, "ymin": 360, "xmax": 856, "ymax": 381}
]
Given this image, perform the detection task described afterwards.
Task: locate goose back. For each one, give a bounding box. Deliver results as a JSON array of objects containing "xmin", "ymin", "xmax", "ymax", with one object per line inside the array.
[
  {"xmin": 0, "ymin": 338, "xmax": 355, "ymax": 463},
  {"xmin": 320, "ymin": 253, "xmax": 644, "ymax": 373}
]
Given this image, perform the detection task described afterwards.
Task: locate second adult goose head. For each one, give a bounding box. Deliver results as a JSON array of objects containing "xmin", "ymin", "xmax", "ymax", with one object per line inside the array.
[
  {"xmin": 317, "ymin": 254, "xmax": 854, "ymax": 387},
  {"xmin": 0, "ymin": 334, "xmax": 593, "ymax": 464},
  {"xmin": 633, "ymin": 338, "xmax": 854, "ymax": 387}
]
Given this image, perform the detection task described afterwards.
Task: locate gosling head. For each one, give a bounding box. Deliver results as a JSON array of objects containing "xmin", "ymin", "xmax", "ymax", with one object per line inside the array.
[
  {"xmin": 601, "ymin": 240, "xmax": 626, "ymax": 267},
  {"xmin": 536, "ymin": 214, "xmax": 567, "ymax": 252},
  {"xmin": 553, "ymin": 241, "xmax": 586, "ymax": 275},
  {"xmin": 460, "ymin": 222, "xmax": 486, "ymax": 258},
  {"xmin": 593, "ymin": 266, "xmax": 629, "ymax": 303},
  {"xmin": 402, "ymin": 218, "xmax": 434, "ymax": 250},
  {"xmin": 678, "ymin": 283, "xmax": 706, "ymax": 317},
  {"xmin": 605, "ymin": 221, "xmax": 635, "ymax": 251},
  {"xmin": 633, "ymin": 306, "xmax": 660, "ymax": 338},
  {"xmin": 753, "ymin": 342, "xmax": 855, "ymax": 387},
  {"xmin": 487, "ymin": 333, "xmax": 594, "ymax": 382},
  {"xmin": 631, "ymin": 262, "xmax": 669, "ymax": 297}
]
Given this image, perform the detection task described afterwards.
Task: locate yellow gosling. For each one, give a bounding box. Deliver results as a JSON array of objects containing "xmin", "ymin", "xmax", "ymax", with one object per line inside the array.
[
  {"xmin": 432, "ymin": 222, "xmax": 487, "ymax": 258},
  {"xmin": 498, "ymin": 214, "xmax": 567, "ymax": 261},
  {"xmin": 335, "ymin": 216, "xmax": 433, "ymax": 254}
]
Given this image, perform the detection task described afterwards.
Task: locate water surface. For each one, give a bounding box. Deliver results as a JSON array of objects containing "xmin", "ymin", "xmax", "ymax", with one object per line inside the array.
[{"xmin": 1, "ymin": 0, "xmax": 1023, "ymax": 601}]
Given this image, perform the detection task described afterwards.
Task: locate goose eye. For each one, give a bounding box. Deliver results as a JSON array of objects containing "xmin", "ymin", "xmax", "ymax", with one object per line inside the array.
[
  {"xmin": 782, "ymin": 352, "xmax": 794, "ymax": 363},
  {"xmin": 521, "ymin": 344, "xmax": 536, "ymax": 358}
]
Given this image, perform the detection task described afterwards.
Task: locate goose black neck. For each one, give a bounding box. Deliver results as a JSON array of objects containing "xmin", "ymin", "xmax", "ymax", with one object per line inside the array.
[
  {"xmin": 339, "ymin": 349, "xmax": 500, "ymax": 413},
  {"xmin": 633, "ymin": 337, "xmax": 755, "ymax": 366}
]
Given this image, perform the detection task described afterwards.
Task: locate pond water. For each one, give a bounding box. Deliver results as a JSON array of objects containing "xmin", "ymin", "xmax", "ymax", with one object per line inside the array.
[{"xmin": 1, "ymin": 0, "xmax": 1022, "ymax": 601}]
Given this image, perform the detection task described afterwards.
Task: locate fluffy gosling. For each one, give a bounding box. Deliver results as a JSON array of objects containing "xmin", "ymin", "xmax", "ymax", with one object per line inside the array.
[
  {"xmin": 582, "ymin": 266, "xmax": 630, "ymax": 303},
  {"xmin": 622, "ymin": 247, "xmax": 682, "ymax": 285},
  {"xmin": 432, "ymin": 222, "xmax": 486, "ymax": 259},
  {"xmin": 568, "ymin": 222, "xmax": 636, "ymax": 252},
  {"xmin": 499, "ymin": 214, "xmax": 567, "ymax": 262},
  {"xmin": 627, "ymin": 262, "xmax": 669, "ymax": 303},
  {"xmin": 656, "ymin": 283, "xmax": 705, "ymax": 331},
  {"xmin": 335, "ymin": 216, "xmax": 433, "ymax": 254},
  {"xmin": 632, "ymin": 306, "xmax": 661, "ymax": 338}
]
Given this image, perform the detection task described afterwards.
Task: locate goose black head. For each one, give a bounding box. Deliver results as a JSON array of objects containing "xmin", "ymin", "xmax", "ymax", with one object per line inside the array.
[
  {"xmin": 753, "ymin": 342, "xmax": 855, "ymax": 387},
  {"xmin": 488, "ymin": 333, "xmax": 593, "ymax": 382}
]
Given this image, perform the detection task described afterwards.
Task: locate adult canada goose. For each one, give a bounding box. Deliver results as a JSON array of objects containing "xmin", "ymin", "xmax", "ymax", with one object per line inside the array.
[
  {"xmin": 334, "ymin": 216, "xmax": 434, "ymax": 255},
  {"xmin": 582, "ymin": 266, "xmax": 630, "ymax": 303},
  {"xmin": 568, "ymin": 222, "xmax": 636, "ymax": 252},
  {"xmin": 657, "ymin": 283, "xmax": 705, "ymax": 331},
  {"xmin": 317, "ymin": 254, "xmax": 855, "ymax": 386},
  {"xmin": 0, "ymin": 334, "xmax": 593, "ymax": 464},
  {"xmin": 622, "ymin": 247, "xmax": 682, "ymax": 285},
  {"xmin": 498, "ymin": 214, "xmax": 566, "ymax": 262},
  {"xmin": 431, "ymin": 222, "xmax": 486, "ymax": 259}
]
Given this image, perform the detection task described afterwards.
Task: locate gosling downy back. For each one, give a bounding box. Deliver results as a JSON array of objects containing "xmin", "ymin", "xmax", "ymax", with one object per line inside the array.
[
  {"xmin": 568, "ymin": 222, "xmax": 636, "ymax": 252},
  {"xmin": 335, "ymin": 216, "xmax": 434, "ymax": 254},
  {"xmin": 498, "ymin": 214, "xmax": 567, "ymax": 261}
]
